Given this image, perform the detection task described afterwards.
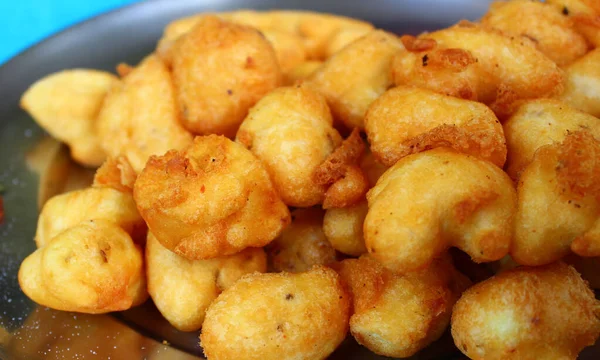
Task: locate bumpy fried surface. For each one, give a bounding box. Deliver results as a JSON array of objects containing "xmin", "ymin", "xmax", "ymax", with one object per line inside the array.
[
  {"xmin": 365, "ymin": 148, "xmax": 517, "ymax": 273},
  {"xmin": 35, "ymin": 187, "xmax": 145, "ymax": 248},
  {"xmin": 266, "ymin": 208, "xmax": 336, "ymax": 273},
  {"xmin": 283, "ymin": 60, "xmax": 323, "ymax": 85},
  {"xmin": 305, "ymin": 30, "xmax": 404, "ymax": 129},
  {"xmin": 322, "ymin": 165, "xmax": 369, "ymax": 209},
  {"xmin": 133, "ymin": 135, "xmax": 290, "ymax": 260},
  {"xmin": 325, "ymin": 26, "xmax": 373, "ymax": 57},
  {"xmin": 19, "ymin": 220, "xmax": 147, "ymax": 314},
  {"xmin": 392, "ymin": 38, "xmax": 481, "ymax": 101},
  {"xmin": 560, "ymin": 48, "xmax": 600, "ymax": 118},
  {"xmin": 512, "ymin": 132, "xmax": 600, "ymax": 265},
  {"xmin": 323, "ymin": 200, "xmax": 368, "ymax": 256},
  {"xmin": 481, "ymin": 0, "xmax": 588, "ymax": 66},
  {"xmin": 236, "ymin": 86, "xmax": 341, "ymax": 207},
  {"xmin": 97, "ymin": 55, "xmax": 193, "ymax": 173},
  {"xmin": 93, "ymin": 156, "xmax": 137, "ymax": 193},
  {"xmin": 146, "ymin": 233, "xmax": 266, "ymax": 331},
  {"xmin": 451, "ymin": 262, "xmax": 600, "ymax": 360},
  {"xmin": 365, "ymin": 86, "xmax": 506, "ymax": 167},
  {"xmin": 200, "ymin": 266, "xmax": 350, "ymax": 360},
  {"xmin": 504, "ymin": 98, "xmax": 600, "ymax": 180},
  {"xmin": 546, "ymin": 0, "xmax": 600, "ymax": 47},
  {"xmin": 337, "ymin": 255, "xmax": 470, "ymax": 358},
  {"xmin": 424, "ymin": 22, "xmax": 564, "ymax": 117},
  {"xmin": 262, "ymin": 30, "xmax": 307, "ymax": 72},
  {"xmin": 20, "ymin": 70, "xmax": 118, "ymax": 166},
  {"xmin": 170, "ymin": 16, "xmax": 281, "ymax": 137}
]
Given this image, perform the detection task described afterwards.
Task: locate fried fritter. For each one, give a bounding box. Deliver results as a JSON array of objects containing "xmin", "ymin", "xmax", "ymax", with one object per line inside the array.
[
  {"xmin": 546, "ymin": 0, "xmax": 600, "ymax": 47},
  {"xmin": 200, "ymin": 266, "xmax": 350, "ymax": 360},
  {"xmin": 504, "ymin": 98, "xmax": 600, "ymax": 180},
  {"xmin": 266, "ymin": 208, "xmax": 337, "ymax": 273},
  {"xmin": 262, "ymin": 30, "xmax": 307, "ymax": 72},
  {"xmin": 19, "ymin": 219, "xmax": 147, "ymax": 313},
  {"xmin": 92, "ymin": 156, "xmax": 137, "ymax": 193},
  {"xmin": 364, "ymin": 86, "xmax": 506, "ymax": 167},
  {"xmin": 305, "ymin": 30, "xmax": 404, "ymax": 129},
  {"xmin": 146, "ymin": 233, "xmax": 266, "ymax": 331},
  {"xmin": 133, "ymin": 135, "xmax": 290, "ymax": 260},
  {"xmin": 337, "ymin": 255, "xmax": 470, "ymax": 358},
  {"xmin": 20, "ymin": 70, "xmax": 118, "ymax": 167},
  {"xmin": 365, "ymin": 148, "xmax": 517, "ymax": 273},
  {"xmin": 481, "ymin": 0, "xmax": 588, "ymax": 66},
  {"xmin": 97, "ymin": 55, "xmax": 193, "ymax": 173},
  {"xmin": 283, "ymin": 60, "xmax": 323, "ymax": 85},
  {"xmin": 560, "ymin": 48, "xmax": 600, "ymax": 118},
  {"xmin": 451, "ymin": 262, "xmax": 600, "ymax": 360},
  {"xmin": 170, "ymin": 16, "xmax": 282, "ymax": 137},
  {"xmin": 323, "ymin": 200, "xmax": 368, "ymax": 257},
  {"xmin": 512, "ymin": 131, "xmax": 600, "ymax": 265},
  {"xmin": 236, "ymin": 86, "xmax": 342, "ymax": 207}
]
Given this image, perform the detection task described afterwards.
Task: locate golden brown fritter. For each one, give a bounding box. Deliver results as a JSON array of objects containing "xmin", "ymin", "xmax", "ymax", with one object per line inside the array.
[
  {"xmin": 236, "ymin": 86, "xmax": 342, "ymax": 207},
  {"xmin": 146, "ymin": 233, "xmax": 266, "ymax": 331},
  {"xmin": 19, "ymin": 219, "xmax": 147, "ymax": 314},
  {"xmin": 452, "ymin": 262, "xmax": 600, "ymax": 360},
  {"xmin": 20, "ymin": 69, "xmax": 118, "ymax": 166},
  {"xmin": 323, "ymin": 200, "xmax": 368, "ymax": 257},
  {"xmin": 337, "ymin": 255, "xmax": 470, "ymax": 358},
  {"xmin": 481, "ymin": 0, "xmax": 588, "ymax": 66},
  {"xmin": 133, "ymin": 135, "xmax": 290, "ymax": 260},
  {"xmin": 546, "ymin": 0, "xmax": 600, "ymax": 47},
  {"xmin": 96, "ymin": 55, "xmax": 193, "ymax": 173},
  {"xmin": 560, "ymin": 48, "xmax": 600, "ymax": 118},
  {"xmin": 170, "ymin": 16, "xmax": 282, "ymax": 137},
  {"xmin": 503, "ymin": 98, "xmax": 600, "ymax": 180},
  {"xmin": 200, "ymin": 266, "xmax": 350, "ymax": 360},
  {"xmin": 283, "ymin": 60, "xmax": 323, "ymax": 85},
  {"xmin": 364, "ymin": 86, "xmax": 507, "ymax": 168},
  {"xmin": 512, "ymin": 131, "xmax": 600, "ymax": 265},
  {"xmin": 365, "ymin": 148, "xmax": 517, "ymax": 273},
  {"xmin": 262, "ymin": 30, "xmax": 307, "ymax": 72},
  {"xmin": 93, "ymin": 156, "xmax": 137, "ymax": 193},
  {"xmin": 266, "ymin": 208, "xmax": 337, "ymax": 273}
]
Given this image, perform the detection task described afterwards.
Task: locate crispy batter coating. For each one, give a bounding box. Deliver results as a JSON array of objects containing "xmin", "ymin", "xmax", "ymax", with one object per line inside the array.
[
  {"xmin": 35, "ymin": 187, "xmax": 145, "ymax": 248},
  {"xmin": 560, "ymin": 48, "xmax": 600, "ymax": 118},
  {"xmin": 481, "ymin": 0, "xmax": 588, "ymax": 66},
  {"xmin": 133, "ymin": 135, "xmax": 290, "ymax": 260},
  {"xmin": 322, "ymin": 165, "xmax": 369, "ymax": 209},
  {"xmin": 236, "ymin": 86, "xmax": 342, "ymax": 207},
  {"xmin": 546, "ymin": 0, "xmax": 600, "ymax": 47},
  {"xmin": 93, "ymin": 156, "xmax": 137, "ymax": 193},
  {"xmin": 283, "ymin": 60, "xmax": 323, "ymax": 85},
  {"xmin": 424, "ymin": 22, "xmax": 564, "ymax": 117},
  {"xmin": 146, "ymin": 233, "xmax": 266, "ymax": 331},
  {"xmin": 19, "ymin": 220, "xmax": 147, "ymax": 314},
  {"xmin": 365, "ymin": 148, "xmax": 517, "ymax": 273},
  {"xmin": 200, "ymin": 266, "xmax": 350, "ymax": 360},
  {"xmin": 325, "ymin": 26, "xmax": 373, "ymax": 57},
  {"xmin": 337, "ymin": 255, "xmax": 470, "ymax": 358},
  {"xmin": 305, "ymin": 30, "xmax": 404, "ymax": 129},
  {"xmin": 20, "ymin": 69, "xmax": 118, "ymax": 166},
  {"xmin": 266, "ymin": 208, "xmax": 336, "ymax": 273},
  {"xmin": 451, "ymin": 262, "xmax": 600, "ymax": 360},
  {"xmin": 170, "ymin": 16, "xmax": 282, "ymax": 137},
  {"xmin": 262, "ymin": 30, "xmax": 307, "ymax": 72},
  {"xmin": 323, "ymin": 200, "xmax": 368, "ymax": 256},
  {"xmin": 97, "ymin": 55, "xmax": 193, "ymax": 173},
  {"xmin": 503, "ymin": 98, "xmax": 600, "ymax": 180},
  {"xmin": 512, "ymin": 131, "xmax": 600, "ymax": 265},
  {"xmin": 365, "ymin": 86, "xmax": 506, "ymax": 168},
  {"xmin": 392, "ymin": 38, "xmax": 481, "ymax": 101}
]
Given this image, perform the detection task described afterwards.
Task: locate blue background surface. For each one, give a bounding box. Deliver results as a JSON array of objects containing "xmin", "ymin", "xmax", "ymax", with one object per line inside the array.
[{"xmin": 0, "ymin": 0, "xmax": 141, "ymax": 65}]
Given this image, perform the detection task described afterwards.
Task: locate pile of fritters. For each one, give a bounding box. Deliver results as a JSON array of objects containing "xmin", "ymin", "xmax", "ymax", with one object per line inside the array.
[{"xmin": 16, "ymin": 1, "xmax": 600, "ymax": 359}]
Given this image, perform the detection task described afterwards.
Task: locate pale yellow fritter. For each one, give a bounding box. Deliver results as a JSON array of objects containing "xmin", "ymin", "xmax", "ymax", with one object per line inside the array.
[
  {"xmin": 19, "ymin": 220, "xmax": 147, "ymax": 314},
  {"xmin": 170, "ymin": 16, "xmax": 282, "ymax": 137},
  {"xmin": 262, "ymin": 30, "xmax": 307, "ymax": 72},
  {"xmin": 200, "ymin": 266, "xmax": 350, "ymax": 360},
  {"xmin": 146, "ymin": 233, "xmax": 266, "ymax": 331},
  {"xmin": 336, "ymin": 255, "xmax": 470, "ymax": 358},
  {"xmin": 305, "ymin": 30, "xmax": 404, "ymax": 129},
  {"xmin": 365, "ymin": 86, "xmax": 507, "ymax": 168},
  {"xmin": 283, "ymin": 60, "xmax": 323, "ymax": 85},
  {"xmin": 560, "ymin": 48, "xmax": 600, "ymax": 118},
  {"xmin": 452, "ymin": 262, "xmax": 600, "ymax": 360},
  {"xmin": 96, "ymin": 55, "xmax": 193, "ymax": 173},
  {"xmin": 20, "ymin": 69, "xmax": 118, "ymax": 167},
  {"xmin": 266, "ymin": 208, "xmax": 337, "ymax": 273},
  {"xmin": 481, "ymin": 0, "xmax": 588, "ymax": 66},
  {"xmin": 133, "ymin": 135, "xmax": 290, "ymax": 260},
  {"xmin": 503, "ymin": 98, "xmax": 600, "ymax": 180},
  {"xmin": 512, "ymin": 131, "xmax": 600, "ymax": 266},
  {"xmin": 365, "ymin": 148, "xmax": 517, "ymax": 273},
  {"xmin": 236, "ymin": 86, "xmax": 341, "ymax": 207}
]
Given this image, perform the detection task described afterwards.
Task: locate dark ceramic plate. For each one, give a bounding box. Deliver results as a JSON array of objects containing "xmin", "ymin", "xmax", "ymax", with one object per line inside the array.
[{"xmin": 2, "ymin": 0, "xmax": 596, "ymax": 359}]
